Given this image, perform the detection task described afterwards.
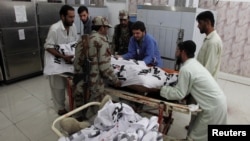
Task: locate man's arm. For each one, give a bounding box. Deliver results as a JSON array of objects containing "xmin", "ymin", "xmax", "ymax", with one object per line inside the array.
[
  {"xmin": 44, "ymin": 29, "xmax": 74, "ymax": 63},
  {"xmin": 112, "ymin": 25, "xmax": 119, "ymax": 55},
  {"xmin": 143, "ymin": 36, "xmax": 156, "ymax": 65},
  {"xmin": 122, "ymin": 37, "xmax": 137, "ymax": 59},
  {"xmin": 98, "ymin": 39, "xmax": 120, "ymax": 85},
  {"xmin": 160, "ymin": 68, "xmax": 190, "ymax": 100}
]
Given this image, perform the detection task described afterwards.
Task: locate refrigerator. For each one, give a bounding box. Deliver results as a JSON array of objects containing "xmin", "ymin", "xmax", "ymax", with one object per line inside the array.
[
  {"xmin": 137, "ymin": 5, "xmax": 210, "ymax": 69},
  {"xmin": 0, "ymin": 1, "xmax": 42, "ymax": 83}
]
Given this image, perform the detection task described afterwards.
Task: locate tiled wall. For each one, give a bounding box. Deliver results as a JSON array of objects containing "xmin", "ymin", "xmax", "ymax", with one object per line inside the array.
[{"xmin": 199, "ymin": 0, "xmax": 250, "ymax": 78}]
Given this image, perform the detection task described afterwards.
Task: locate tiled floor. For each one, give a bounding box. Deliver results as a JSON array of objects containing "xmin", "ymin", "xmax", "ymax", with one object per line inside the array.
[{"xmin": 0, "ymin": 75, "xmax": 250, "ymax": 141}]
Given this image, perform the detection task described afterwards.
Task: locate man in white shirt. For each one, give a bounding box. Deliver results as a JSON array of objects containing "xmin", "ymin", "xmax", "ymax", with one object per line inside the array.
[
  {"xmin": 196, "ymin": 11, "xmax": 223, "ymax": 80},
  {"xmin": 160, "ymin": 40, "xmax": 227, "ymax": 141},
  {"xmin": 44, "ymin": 5, "xmax": 78, "ymax": 115},
  {"xmin": 185, "ymin": 10, "xmax": 224, "ymax": 130}
]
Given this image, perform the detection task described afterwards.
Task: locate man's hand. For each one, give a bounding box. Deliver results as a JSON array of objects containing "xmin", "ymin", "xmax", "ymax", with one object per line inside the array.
[
  {"xmin": 114, "ymin": 80, "xmax": 122, "ymax": 87},
  {"xmin": 63, "ymin": 55, "xmax": 74, "ymax": 64},
  {"xmin": 114, "ymin": 55, "xmax": 122, "ymax": 60}
]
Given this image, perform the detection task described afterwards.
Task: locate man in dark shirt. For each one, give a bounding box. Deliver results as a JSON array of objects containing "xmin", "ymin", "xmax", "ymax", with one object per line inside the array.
[
  {"xmin": 112, "ymin": 10, "xmax": 134, "ymax": 55},
  {"xmin": 78, "ymin": 5, "xmax": 92, "ymax": 34}
]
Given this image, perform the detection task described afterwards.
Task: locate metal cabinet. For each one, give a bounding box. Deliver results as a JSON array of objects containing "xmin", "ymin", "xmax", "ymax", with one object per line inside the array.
[
  {"xmin": 0, "ymin": 1, "xmax": 42, "ymax": 83},
  {"xmin": 137, "ymin": 5, "xmax": 208, "ymax": 69}
]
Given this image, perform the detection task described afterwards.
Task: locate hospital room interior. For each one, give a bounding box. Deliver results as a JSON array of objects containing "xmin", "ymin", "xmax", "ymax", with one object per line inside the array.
[{"xmin": 0, "ymin": 0, "xmax": 249, "ymax": 140}]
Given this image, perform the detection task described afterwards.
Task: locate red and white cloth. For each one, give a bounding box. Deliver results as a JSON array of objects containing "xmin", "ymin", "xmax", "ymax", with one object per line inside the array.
[
  {"xmin": 58, "ymin": 100, "xmax": 163, "ymax": 141},
  {"xmin": 111, "ymin": 57, "xmax": 178, "ymax": 88},
  {"xmin": 43, "ymin": 42, "xmax": 76, "ymax": 75}
]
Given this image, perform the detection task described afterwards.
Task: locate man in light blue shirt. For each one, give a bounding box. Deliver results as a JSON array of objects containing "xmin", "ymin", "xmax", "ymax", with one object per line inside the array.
[{"xmin": 115, "ymin": 21, "xmax": 163, "ymax": 67}]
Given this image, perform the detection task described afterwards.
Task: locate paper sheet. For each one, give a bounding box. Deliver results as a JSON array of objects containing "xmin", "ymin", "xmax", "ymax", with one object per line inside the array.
[
  {"xmin": 18, "ymin": 29, "xmax": 25, "ymax": 40},
  {"xmin": 14, "ymin": 5, "xmax": 28, "ymax": 23}
]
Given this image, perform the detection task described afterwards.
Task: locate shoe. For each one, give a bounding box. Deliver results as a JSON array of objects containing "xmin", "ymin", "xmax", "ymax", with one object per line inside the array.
[
  {"xmin": 185, "ymin": 125, "xmax": 189, "ymax": 130},
  {"xmin": 58, "ymin": 109, "xmax": 68, "ymax": 116}
]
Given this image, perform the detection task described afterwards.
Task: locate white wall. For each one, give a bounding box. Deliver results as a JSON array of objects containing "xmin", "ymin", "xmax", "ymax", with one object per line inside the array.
[
  {"xmin": 220, "ymin": 0, "xmax": 250, "ymax": 1},
  {"xmin": 104, "ymin": 0, "xmax": 128, "ymax": 38},
  {"xmin": 34, "ymin": 0, "xmax": 129, "ymax": 37}
]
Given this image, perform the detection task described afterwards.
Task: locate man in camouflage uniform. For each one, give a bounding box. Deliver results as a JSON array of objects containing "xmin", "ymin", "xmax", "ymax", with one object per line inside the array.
[
  {"xmin": 112, "ymin": 10, "xmax": 134, "ymax": 55},
  {"xmin": 73, "ymin": 16, "xmax": 121, "ymax": 120},
  {"xmin": 73, "ymin": 35, "xmax": 90, "ymax": 121}
]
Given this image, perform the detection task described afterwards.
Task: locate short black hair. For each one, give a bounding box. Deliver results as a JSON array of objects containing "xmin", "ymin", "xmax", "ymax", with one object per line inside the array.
[
  {"xmin": 178, "ymin": 40, "xmax": 196, "ymax": 58},
  {"xmin": 59, "ymin": 5, "xmax": 74, "ymax": 17},
  {"xmin": 132, "ymin": 21, "xmax": 146, "ymax": 32},
  {"xmin": 78, "ymin": 5, "xmax": 89, "ymax": 14},
  {"xmin": 196, "ymin": 11, "xmax": 215, "ymax": 27}
]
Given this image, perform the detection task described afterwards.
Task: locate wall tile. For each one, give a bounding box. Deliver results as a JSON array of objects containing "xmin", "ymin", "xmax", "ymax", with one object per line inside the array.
[{"xmin": 199, "ymin": 0, "xmax": 250, "ymax": 77}]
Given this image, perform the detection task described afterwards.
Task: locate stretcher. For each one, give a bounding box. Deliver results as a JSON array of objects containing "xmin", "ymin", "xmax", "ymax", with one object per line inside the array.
[
  {"xmin": 56, "ymin": 64, "xmax": 201, "ymax": 140},
  {"xmin": 51, "ymin": 95, "xmax": 190, "ymax": 141},
  {"xmin": 104, "ymin": 87, "xmax": 201, "ymax": 135},
  {"xmin": 51, "ymin": 84, "xmax": 201, "ymax": 140},
  {"xmin": 52, "ymin": 35, "xmax": 200, "ymax": 140}
]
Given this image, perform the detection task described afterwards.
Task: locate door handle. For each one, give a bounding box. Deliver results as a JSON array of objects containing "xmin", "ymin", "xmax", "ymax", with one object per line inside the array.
[{"xmin": 0, "ymin": 30, "xmax": 4, "ymax": 45}]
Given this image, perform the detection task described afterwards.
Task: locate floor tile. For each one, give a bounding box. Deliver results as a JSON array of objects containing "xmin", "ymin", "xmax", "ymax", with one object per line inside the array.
[
  {"xmin": 0, "ymin": 125, "xmax": 30, "ymax": 141},
  {"xmin": 167, "ymin": 112, "xmax": 190, "ymax": 139},
  {"xmin": 0, "ymin": 111, "xmax": 12, "ymax": 130},
  {"xmin": 15, "ymin": 76, "xmax": 53, "ymax": 105},
  {"xmin": 16, "ymin": 107, "xmax": 58, "ymax": 141},
  {"xmin": 0, "ymin": 91, "xmax": 50, "ymax": 123},
  {"xmin": 223, "ymin": 81, "xmax": 250, "ymax": 124},
  {"xmin": 37, "ymin": 132, "xmax": 58, "ymax": 141}
]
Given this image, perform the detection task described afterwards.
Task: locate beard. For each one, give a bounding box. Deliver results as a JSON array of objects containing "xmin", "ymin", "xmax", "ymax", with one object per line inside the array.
[
  {"xmin": 63, "ymin": 20, "xmax": 73, "ymax": 27},
  {"xmin": 199, "ymin": 27, "xmax": 206, "ymax": 34},
  {"xmin": 121, "ymin": 23, "xmax": 127, "ymax": 27},
  {"xmin": 176, "ymin": 56, "xmax": 183, "ymax": 65},
  {"xmin": 175, "ymin": 56, "xmax": 183, "ymax": 71}
]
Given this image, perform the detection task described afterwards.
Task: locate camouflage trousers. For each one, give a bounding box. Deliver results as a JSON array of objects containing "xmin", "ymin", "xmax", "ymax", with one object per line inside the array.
[{"xmin": 73, "ymin": 80, "xmax": 105, "ymax": 118}]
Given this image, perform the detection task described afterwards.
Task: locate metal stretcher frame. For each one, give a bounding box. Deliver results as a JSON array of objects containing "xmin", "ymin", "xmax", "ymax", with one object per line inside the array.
[
  {"xmin": 104, "ymin": 87, "xmax": 201, "ymax": 135},
  {"xmin": 51, "ymin": 98, "xmax": 179, "ymax": 141},
  {"xmin": 58, "ymin": 73, "xmax": 75, "ymax": 111},
  {"xmin": 58, "ymin": 70, "xmax": 201, "ymax": 136},
  {"xmin": 52, "ymin": 101, "xmax": 101, "ymax": 137}
]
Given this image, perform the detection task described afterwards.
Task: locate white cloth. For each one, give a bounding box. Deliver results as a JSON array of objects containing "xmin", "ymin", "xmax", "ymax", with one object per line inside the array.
[
  {"xmin": 111, "ymin": 57, "xmax": 178, "ymax": 89},
  {"xmin": 43, "ymin": 42, "xmax": 76, "ymax": 75},
  {"xmin": 43, "ymin": 20, "xmax": 78, "ymax": 75},
  {"xmin": 160, "ymin": 58, "xmax": 227, "ymax": 141},
  {"xmin": 58, "ymin": 100, "xmax": 163, "ymax": 141}
]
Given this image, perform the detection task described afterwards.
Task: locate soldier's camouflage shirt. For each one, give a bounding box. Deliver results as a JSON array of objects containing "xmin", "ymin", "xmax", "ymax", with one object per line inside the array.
[{"xmin": 89, "ymin": 31, "xmax": 119, "ymax": 94}]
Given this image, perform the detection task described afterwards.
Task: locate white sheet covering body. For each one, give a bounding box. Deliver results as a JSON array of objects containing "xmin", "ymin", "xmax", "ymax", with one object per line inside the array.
[
  {"xmin": 111, "ymin": 57, "xmax": 178, "ymax": 88},
  {"xmin": 160, "ymin": 58, "xmax": 227, "ymax": 141},
  {"xmin": 43, "ymin": 42, "xmax": 76, "ymax": 75},
  {"xmin": 58, "ymin": 100, "xmax": 163, "ymax": 141}
]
